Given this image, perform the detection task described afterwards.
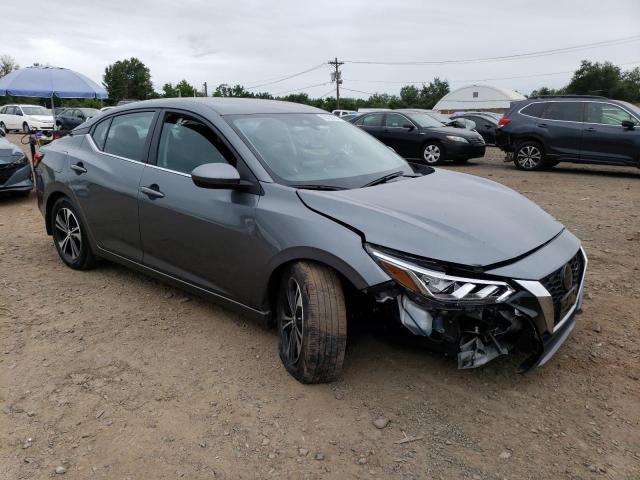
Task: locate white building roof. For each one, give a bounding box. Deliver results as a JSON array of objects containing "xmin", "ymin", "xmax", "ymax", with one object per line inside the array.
[{"xmin": 434, "ymin": 84, "xmax": 526, "ymax": 111}]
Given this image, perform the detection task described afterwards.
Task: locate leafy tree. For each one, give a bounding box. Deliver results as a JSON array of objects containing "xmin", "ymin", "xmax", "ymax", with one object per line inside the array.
[
  {"xmin": 0, "ymin": 54, "xmax": 19, "ymax": 77},
  {"xmin": 419, "ymin": 77, "xmax": 449, "ymax": 109},
  {"xmin": 103, "ymin": 58, "xmax": 154, "ymax": 102},
  {"xmin": 162, "ymin": 79, "xmax": 199, "ymax": 98},
  {"xmin": 619, "ymin": 67, "xmax": 640, "ymax": 103},
  {"xmin": 530, "ymin": 86, "xmax": 566, "ymax": 97},
  {"xmin": 566, "ymin": 60, "xmax": 622, "ymax": 97}
]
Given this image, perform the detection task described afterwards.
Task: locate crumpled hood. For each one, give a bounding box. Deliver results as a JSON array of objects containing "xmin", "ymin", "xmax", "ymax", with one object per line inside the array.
[
  {"xmin": 0, "ymin": 137, "xmax": 23, "ymax": 161},
  {"xmin": 298, "ymin": 169, "xmax": 564, "ymax": 267}
]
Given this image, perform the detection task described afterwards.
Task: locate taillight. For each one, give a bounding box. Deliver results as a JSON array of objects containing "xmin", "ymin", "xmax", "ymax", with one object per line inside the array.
[
  {"xmin": 498, "ymin": 117, "xmax": 511, "ymax": 127},
  {"xmin": 33, "ymin": 151, "xmax": 44, "ymax": 168}
]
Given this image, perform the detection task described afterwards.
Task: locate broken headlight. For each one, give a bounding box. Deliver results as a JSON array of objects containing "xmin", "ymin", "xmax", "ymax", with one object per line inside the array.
[{"xmin": 367, "ymin": 246, "xmax": 514, "ymax": 306}]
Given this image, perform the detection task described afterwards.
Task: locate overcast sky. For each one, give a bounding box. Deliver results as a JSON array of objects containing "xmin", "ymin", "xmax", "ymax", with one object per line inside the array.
[{"xmin": 3, "ymin": 0, "xmax": 639, "ymax": 98}]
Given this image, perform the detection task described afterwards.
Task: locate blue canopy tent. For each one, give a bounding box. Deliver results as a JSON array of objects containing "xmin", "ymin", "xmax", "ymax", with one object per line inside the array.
[{"xmin": 0, "ymin": 66, "xmax": 108, "ymax": 123}]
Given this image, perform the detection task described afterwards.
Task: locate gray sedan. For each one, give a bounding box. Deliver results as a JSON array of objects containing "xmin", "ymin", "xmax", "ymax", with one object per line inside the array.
[
  {"xmin": 0, "ymin": 127, "xmax": 32, "ymax": 196},
  {"xmin": 35, "ymin": 98, "xmax": 587, "ymax": 383}
]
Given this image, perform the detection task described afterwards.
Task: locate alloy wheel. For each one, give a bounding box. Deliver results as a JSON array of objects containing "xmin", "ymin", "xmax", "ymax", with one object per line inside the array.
[
  {"xmin": 280, "ymin": 277, "xmax": 304, "ymax": 365},
  {"xmin": 516, "ymin": 145, "xmax": 542, "ymax": 169},
  {"xmin": 54, "ymin": 208, "xmax": 82, "ymax": 261},
  {"xmin": 423, "ymin": 144, "xmax": 441, "ymax": 164}
]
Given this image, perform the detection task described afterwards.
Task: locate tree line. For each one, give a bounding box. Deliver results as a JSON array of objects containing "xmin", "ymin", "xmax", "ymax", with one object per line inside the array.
[{"xmin": 1, "ymin": 54, "xmax": 639, "ymax": 110}]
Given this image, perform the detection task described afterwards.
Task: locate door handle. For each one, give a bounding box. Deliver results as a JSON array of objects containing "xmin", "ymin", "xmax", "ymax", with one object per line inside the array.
[
  {"xmin": 537, "ymin": 123, "xmax": 548, "ymax": 128},
  {"xmin": 140, "ymin": 184, "xmax": 164, "ymax": 199},
  {"xmin": 70, "ymin": 162, "xmax": 87, "ymax": 174},
  {"xmin": 584, "ymin": 127, "xmax": 596, "ymax": 132}
]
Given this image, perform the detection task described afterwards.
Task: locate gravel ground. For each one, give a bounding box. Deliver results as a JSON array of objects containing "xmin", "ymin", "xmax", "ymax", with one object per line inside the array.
[{"xmin": 1, "ymin": 134, "xmax": 639, "ymax": 479}]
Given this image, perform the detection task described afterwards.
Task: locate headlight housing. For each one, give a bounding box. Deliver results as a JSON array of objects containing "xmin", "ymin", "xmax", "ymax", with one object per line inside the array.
[
  {"xmin": 445, "ymin": 135, "xmax": 469, "ymax": 143},
  {"xmin": 367, "ymin": 246, "xmax": 514, "ymax": 306}
]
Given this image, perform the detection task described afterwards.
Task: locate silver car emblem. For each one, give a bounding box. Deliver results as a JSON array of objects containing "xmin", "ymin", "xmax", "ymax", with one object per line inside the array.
[{"xmin": 562, "ymin": 263, "xmax": 574, "ymax": 291}]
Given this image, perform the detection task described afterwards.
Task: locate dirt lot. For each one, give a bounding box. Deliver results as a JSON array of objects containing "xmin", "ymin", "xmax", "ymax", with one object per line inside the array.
[{"xmin": 1, "ymin": 133, "xmax": 639, "ymax": 479}]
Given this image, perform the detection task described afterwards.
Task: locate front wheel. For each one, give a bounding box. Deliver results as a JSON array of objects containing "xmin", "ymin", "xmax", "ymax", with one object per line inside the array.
[
  {"xmin": 0, "ymin": 121, "xmax": 7, "ymax": 133},
  {"xmin": 22, "ymin": 122, "xmax": 30, "ymax": 134},
  {"xmin": 51, "ymin": 198, "xmax": 97, "ymax": 270},
  {"xmin": 514, "ymin": 141, "xmax": 546, "ymax": 171},
  {"xmin": 422, "ymin": 142, "xmax": 445, "ymax": 165},
  {"xmin": 277, "ymin": 261, "xmax": 347, "ymax": 384}
]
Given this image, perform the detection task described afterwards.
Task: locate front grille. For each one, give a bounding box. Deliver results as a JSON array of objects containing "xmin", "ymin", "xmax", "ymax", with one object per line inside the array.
[
  {"xmin": 0, "ymin": 164, "xmax": 19, "ymax": 185},
  {"xmin": 540, "ymin": 250, "xmax": 584, "ymax": 324}
]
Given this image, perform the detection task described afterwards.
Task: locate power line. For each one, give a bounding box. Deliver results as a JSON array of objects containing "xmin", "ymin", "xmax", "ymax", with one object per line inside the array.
[
  {"xmin": 342, "ymin": 60, "xmax": 640, "ymax": 86},
  {"xmin": 343, "ymin": 35, "xmax": 640, "ymax": 65},
  {"xmin": 273, "ymin": 81, "xmax": 331, "ymax": 95},
  {"xmin": 341, "ymin": 87, "xmax": 376, "ymax": 96},
  {"xmin": 246, "ymin": 63, "xmax": 326, "ymax": 89}
]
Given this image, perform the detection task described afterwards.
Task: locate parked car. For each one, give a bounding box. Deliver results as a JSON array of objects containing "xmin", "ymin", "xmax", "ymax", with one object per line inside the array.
[
  {"xmin": 340, "ymin": 113, "xmax": 360, "ymax": 122},
  {"xmin": 407, "ymin": 109, "xmax": 473, "ymax": 130},
  {"xmin": 53, "ymin": 107, "xmax": 68, "ymax": 116},
  {"xmin": 0, "ymin": 104, "xmax": 55, "ymax": 133},
  {"xmin": 452, "ymin": 112, "xmax": 498, "ymax": 144},
  {"xmin": 56, "ymin": 108, "xmax": 100, "ymax": 130},
  {"xmin": 496, "ymin": 95, "xmax": 640, "ymax": 170},
  {"xmin": 352, "ymin": 109, "xmax": 485, "ymax": 164},
  {"xmin": 454, "ymin": 111, "xmax": 503, "ymax": 121},
  {"xmin": 0, "ymin": 127, "xmax": 32, "ymax": 196},
  {"xmin": 36, "ymin": 98, "xmax": 586, "ymax": 383},
  {"xmin": 332, "ymin": 109, "xmax": 357, "ymax": 117}
]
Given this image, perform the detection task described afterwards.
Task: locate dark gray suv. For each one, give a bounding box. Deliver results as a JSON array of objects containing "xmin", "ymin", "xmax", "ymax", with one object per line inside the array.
[
  {"xmin": 36, "ymin": 98, "xmax": 587, "ymax": 383},
  {"xmin": 496, "ymin": 95, "xmax": 640, "ymax": 170}
]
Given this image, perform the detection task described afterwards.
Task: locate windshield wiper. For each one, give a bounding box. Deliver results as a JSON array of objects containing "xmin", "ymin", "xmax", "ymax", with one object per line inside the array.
[
  {"xmin": 294, "ymin": 184, "xmax": 345, "ymax": 191},
  {"xmin": 362, "ymin": 171, "xmax": 407, "ymax": 187}
]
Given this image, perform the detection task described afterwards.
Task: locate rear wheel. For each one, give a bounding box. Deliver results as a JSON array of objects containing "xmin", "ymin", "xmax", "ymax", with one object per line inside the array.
[
  {"xmin": 51, "ymin": 198, "xmax": 97, "ymax": 270},
  {"xmin": 22, "ymin": 122, "xmax": 30, "ymax": 134},
  {"xmin": 277, "ymin": 261, "xmax": 347, "ymax": 384},
  {"xmin": 0, "ymin": 122, "xmax": 6, "ymax": 133},
  {"xmin": 422, "ymin": 142, "xmax": 445, "ymax": 165},
  {"xmin": 514, "ymin": 141, "xmax": 546, "ymax": 171}
]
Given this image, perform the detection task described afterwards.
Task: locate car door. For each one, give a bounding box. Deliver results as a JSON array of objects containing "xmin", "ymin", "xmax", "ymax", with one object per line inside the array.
[
  {"xmin": 6, "ymin": 106, "xmax": 19, "ymax": 129},
  {"xmin": 539, "ymin": 101, "xmax": 584, "ymax": 159},
  {"xmin": 355, "ymin": 113, "xmax": 385, "ymax": 141},
  {"xmin": 68, "ymin": 110, "xmax": 157, "ymax": 261},
  {"xmin": 468, "ymin": 115, "xmax": 496, "ymax": 144},
  {"xmin": 581, "ymin": 102, "xmax": 640, "ymax": 165},
  {"xmin": 380, "ymin": 113, "xmax": 418, "ymax": 156},
  {"xmin": 138, "ymin": 110, "xmax": 260, "ymax": 302}
]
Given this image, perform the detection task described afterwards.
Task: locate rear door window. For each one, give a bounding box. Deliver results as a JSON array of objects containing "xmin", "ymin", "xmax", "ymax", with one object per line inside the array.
[
  {"xmin": 103, "ymin": 111, "xmax": 155, "ymax": 162},
  {"xmin": 520, "ymin": 102, "xmax": 545, "ymax": 118},
  {"xmin": 384, "ymin": 113, "xmax": 410, "ymax": 128},
  {"xmin": 543, "ymin": 102, "xmax": 583, "ymax": 122}
]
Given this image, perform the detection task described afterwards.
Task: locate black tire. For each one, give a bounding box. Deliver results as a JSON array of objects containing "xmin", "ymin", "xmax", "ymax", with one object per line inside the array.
[
  {"xmin": 422, "ymin": 142, "xmax": 445, "ymax": 165},
  {"xmin": 22, "ymin": 122, "xmax": 30, "ymax": 134},
  {"xmin": 277, "ymin": 261, "xmax": 347, "ymax": 384},
  {"xmin": 51, "ymin": 197, "xmax": 97, "ymax": 270},
  {"xmin": 0, "ymin": 122, "xmax": 6, "ymax": 133},
  {"xmin": 514, "ymin": 141, "xmax": 546, "ymax": 171}
]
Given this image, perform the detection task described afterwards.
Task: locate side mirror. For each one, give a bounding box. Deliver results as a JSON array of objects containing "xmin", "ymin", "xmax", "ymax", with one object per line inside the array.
[
  {"xmin": 16, "ymin": 111, "xmax": 23, "ymax": 116},
  {"xmin": 402, "ymin": 123, "xmax": 414, "ymax": 131},
  {"xmin": 621, "ymin": 120, "xmax": 635, "ymax": 130},
  {"xmin": 191, "ymin": 163, "xmax": 244, "ymax": 189}
]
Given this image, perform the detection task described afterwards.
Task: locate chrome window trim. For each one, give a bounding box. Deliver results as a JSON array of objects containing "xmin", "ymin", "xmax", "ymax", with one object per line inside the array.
[
  {"xmin": 85, "ymin": 134, "xmax": 191, "ymax": 178},
  {"xmin": 518, "ymin": 100, "xmax": 640, "ymax": 127}
]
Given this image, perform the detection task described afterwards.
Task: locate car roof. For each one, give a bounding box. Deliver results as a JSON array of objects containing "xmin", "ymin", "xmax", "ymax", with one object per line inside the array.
[
  {"xmin": 5, "ymin": 104, "xmax": 43, "ymax": 107},
  {"xmin": 111, "ymin": 97, "xmax": 326, "ymax": 115}
]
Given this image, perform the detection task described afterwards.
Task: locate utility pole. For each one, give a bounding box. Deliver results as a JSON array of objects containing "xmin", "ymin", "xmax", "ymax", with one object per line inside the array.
[
  {"xmin": 203, "ymin": 82, "xmax": 208, "ymax": 97},
  {"xmin": 328, "ymin": 57, "xmax": 344, "ymax": 109}
]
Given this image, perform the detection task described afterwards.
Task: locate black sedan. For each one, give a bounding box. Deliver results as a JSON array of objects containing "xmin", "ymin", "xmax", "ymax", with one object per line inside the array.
[
  {"xmin": 452, "ymin": 113, "xmax": 498, "ymax": 144},
  {"xmin": 56, "ymin": 108, "xmax": 99, "ymax": 130},
  {"xmin": 351, "ymin": 110, "xmax": 485, "ymax": 164}
]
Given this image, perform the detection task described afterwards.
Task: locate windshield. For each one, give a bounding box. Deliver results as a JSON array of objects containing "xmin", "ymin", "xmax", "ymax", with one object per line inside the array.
[
  {"xmin": 403, "ymin": 112, "xmax": 444, "ymax": 128},
  {"xmin": 619, "ymin": 101, "xmax": 640, "ymax": 119},
  {"xmin": 22, "ymin": 106, "xmax": 51, "ymax": 115},
  {"xmin": 228, "ymin": 113, "xmax": 411, "ymax": 188},
  {"xmin": 80, "ymin": 108, "xmax": 100, "ymax": 117}
]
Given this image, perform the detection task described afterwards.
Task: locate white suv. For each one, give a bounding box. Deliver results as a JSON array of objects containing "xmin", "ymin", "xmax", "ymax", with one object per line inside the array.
[{"xmin": 0, "ymin": 104, "xmax": 55, "ymax": 133}]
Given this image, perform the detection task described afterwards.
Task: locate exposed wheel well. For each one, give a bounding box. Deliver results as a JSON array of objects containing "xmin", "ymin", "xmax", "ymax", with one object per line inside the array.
[
  {"xmin": 45, "ymin": 192, "xmax": 69, "ymax": 235},
  {"xmin": 266, "ymin": 259, "xmax": 360, "ymax": 327},
  {"xmin": 514, "ymin": 137, "xmax": 545, "ymax": 150}
]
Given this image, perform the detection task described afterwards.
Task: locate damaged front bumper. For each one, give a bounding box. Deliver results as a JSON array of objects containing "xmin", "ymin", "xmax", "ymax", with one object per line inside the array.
[{"xmin": 368, "ymin": 242, "xmax": 588, "ymax": 373}]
